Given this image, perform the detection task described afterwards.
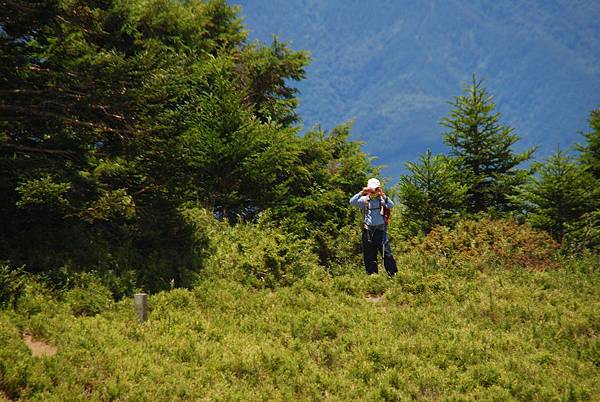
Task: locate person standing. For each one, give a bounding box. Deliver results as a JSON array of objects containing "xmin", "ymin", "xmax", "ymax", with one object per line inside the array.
[{"xmin": 349, "ymin": 178, "xmax": 398, "ymax": 276}]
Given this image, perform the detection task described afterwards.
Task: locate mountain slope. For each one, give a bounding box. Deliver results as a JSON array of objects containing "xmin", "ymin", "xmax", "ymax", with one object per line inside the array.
[{"xmin": 234, "ymin": 0, "xmax": 600, "ymax": 178}]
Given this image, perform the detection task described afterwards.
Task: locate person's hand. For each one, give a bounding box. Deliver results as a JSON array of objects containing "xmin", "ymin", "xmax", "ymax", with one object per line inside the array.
[
  {"xmin": 377, "ymin": 187, "xmax": 385, "ymax": 197},
  {"xmin": 362, "ymin": 187, "xmax": 372, "ymax": 195}
]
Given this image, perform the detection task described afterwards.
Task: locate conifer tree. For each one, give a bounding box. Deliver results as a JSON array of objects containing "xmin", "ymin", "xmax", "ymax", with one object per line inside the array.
[
  {"xmin": 0, "ymin": 0, "xmax": 314, "ymax": 288},
  {"xmin": 576, "ymin": 109, "xmax": 600, "ymax": 179},
  {"xmin": 441, "ymin": 75, "xmax": 534, "ymax": 214},
  {"xmin": 514, "ymin": 149, "xmax": 597, "ymax": 243},
  {"xmin": 565, "ymin": 109, "xmax": 600, "ymax": 251},
  {"xmin": 397, "ymin": 150, "xmax": 467, "ymax": 235}
]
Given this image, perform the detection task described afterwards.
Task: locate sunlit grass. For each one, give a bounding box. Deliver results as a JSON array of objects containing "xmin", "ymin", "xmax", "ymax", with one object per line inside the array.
[{"xmin": 1, "ymin": 259, "xmax": 598, "ymax": 401}]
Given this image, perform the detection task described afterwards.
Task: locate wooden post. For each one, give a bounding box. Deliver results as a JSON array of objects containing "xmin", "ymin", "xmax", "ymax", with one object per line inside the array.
[{"xmin": 134, "ymin": 293, "xmax": 148, "ymax": 322}]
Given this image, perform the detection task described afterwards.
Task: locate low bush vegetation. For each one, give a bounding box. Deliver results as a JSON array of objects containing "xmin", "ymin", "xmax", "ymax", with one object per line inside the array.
[
  {"xmin": 182, "ymin": 208, "xmax": 321, "ymax": 289},
  {"xmin": 0, "ymin": 264, "xmax": 27, "ymax": 309},
  {"xmin": 1, "ymin": 235, "xmax": 597, "ymax": 400},
  {"xmin": 413, "ymin": 217, "xmax": 560, "ymax": 271}
]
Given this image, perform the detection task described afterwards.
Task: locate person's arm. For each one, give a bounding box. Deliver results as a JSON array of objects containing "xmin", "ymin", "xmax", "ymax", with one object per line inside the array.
[
  {"xmin": 383, "ymin": 195, "xmax": 394, "ymax": 209},
  {"xmin": 349, "ymin": 191, "xmax": 367, "ymax": 207}
]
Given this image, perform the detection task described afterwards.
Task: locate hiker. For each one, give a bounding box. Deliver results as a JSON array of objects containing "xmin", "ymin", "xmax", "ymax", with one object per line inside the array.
[{"xmin": 349, "ymin": 178, "xmax": 398, "ymax": 276}]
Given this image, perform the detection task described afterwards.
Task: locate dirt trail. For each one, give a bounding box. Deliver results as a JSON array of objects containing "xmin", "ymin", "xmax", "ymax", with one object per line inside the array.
[{"xmin": 22, "ymin": 334, "xmax": 57, "ymax": 357}]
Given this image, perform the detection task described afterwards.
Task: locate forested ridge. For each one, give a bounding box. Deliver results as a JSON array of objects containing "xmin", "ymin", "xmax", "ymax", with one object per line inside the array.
[
  {"xmin": 235, "ymin": 0, "xmax": 600, "ymax": 178},
  {"xmin": 0, "ymin": 1, "xmax": 598, "ymax": 400}
]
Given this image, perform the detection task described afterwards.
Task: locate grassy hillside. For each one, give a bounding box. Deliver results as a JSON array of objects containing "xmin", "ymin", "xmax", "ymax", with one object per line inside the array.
[{"xmin": 1, "ymin": 254, "xmax": 598, "ymax": 400}]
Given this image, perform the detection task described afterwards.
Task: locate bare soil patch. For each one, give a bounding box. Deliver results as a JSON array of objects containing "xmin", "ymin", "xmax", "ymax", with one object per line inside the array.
[
  {"xmin": 22, "ymin": 334, "xmax": 57, "ymax": 357},
  {"xmin": 365, "ymin": 295, "xmax": 384, "ymax": 303}
]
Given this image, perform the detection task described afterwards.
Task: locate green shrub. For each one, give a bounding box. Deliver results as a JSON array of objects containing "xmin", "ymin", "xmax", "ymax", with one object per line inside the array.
[
  {"xmin": 364, "ymin": 273, "xmax": 391, "ymax": 295},
  {"xmin": 0, "ymin": 316, "xmax": 31, "ymax": 400},
  {"xmin": 415, "ymin": 217, "xmax": 560, "ymax": 271},
  {"xmin": 184, "ymin": 208, "xmax": 320, "ymax": 288},
  {"xmin": 0, "ymin": 263, "xmax": 27, "ymax": 309},
  {"xmin": 14, "ymin": 280, "xmax": 65, "ymax": 323},
  {"xmin": 318, "ymin": 223, "xmax": 364, "ymax": 275},
  {"xmin": 559, "ymin": 252, "xmax": 600, "ymax": 274},
  {"xmin": 562, "ymin": 210, "xmax": 600, "ymax": 253},
  {"xmin": 61, "ymin": 272, "xmax": 113, "ymax": 316},
  {"xmin": 391, "ymin": 271, "xmax": 449, "ymax": 295},
  {"xmin": 332, "ymin": 274, "xmax": 364, "ymax": 296},
  {"xmin": 97, "ymin": 268, "xmax": 138, "ymax": 300}
]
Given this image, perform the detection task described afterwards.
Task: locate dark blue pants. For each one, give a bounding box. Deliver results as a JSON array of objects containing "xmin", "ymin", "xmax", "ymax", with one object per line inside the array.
[{"xmin": 362, "ymin": 228, "xmax": 398, "ymax": 276}]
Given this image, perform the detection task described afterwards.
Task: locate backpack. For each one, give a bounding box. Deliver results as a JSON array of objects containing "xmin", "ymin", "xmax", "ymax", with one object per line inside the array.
[{"xmin": 362, "ymin": 196, "xmax": 391, "ymax": 225}]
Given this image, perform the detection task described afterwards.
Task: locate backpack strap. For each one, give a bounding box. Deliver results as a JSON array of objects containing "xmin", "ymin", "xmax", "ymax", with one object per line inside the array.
[{"xmin": 364, "ymin": 197, "xmax": 386, "ymax": 218}]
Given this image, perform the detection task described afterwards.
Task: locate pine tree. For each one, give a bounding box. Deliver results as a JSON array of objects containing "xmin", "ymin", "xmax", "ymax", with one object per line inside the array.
[
  {"xmin": 269, "ymin": 121, "xmax": 375, "ymax": 235},
  {"xmin": 397, "ymin": 150, "xmax": 467, "ymax": 235},
  {"xmin": 565, "ymin": 109, "xmax": 600, "ymax": 251},
  {"xmin": 514, "ymin": 149, "xmax": 597, "ymax": 243},
  {"xmin": 441, "ymin": 75, "xmax": 534, "ymax": 214},
  {"xmin": 0, "ymin": 0, "xmax": 313, "ymax": 288},
  {"xmin": 576, "ymin": 109, "xmax": 600, "ymax": 179}
]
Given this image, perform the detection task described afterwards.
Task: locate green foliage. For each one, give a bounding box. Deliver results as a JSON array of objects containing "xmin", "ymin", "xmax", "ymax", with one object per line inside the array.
[
  {"xmin": 313, "ymin": 222, "xmax": 364, "ymax": 276},
  {"xmin": 396, "ymin": 149, "xmax": 467, "ymax": 235},
  {"xmin": 564, "ymin": 109, "xmax": 600, "ymax": 253},
  {"xmin": 441, "ymin": 74, "xmax": 534, "ymax": 214},
  {"xmin": 559, "ymin": 251, "xmax": 600, "ymax": 275},
  {"xmin": 15, "ymin": 176, "xmax": 71, "ymax": 212},
  {"xmin": 513, "ymin": 149, "xmax": 598, "ymax": 244},
  {"xmin": 181, "ymin": 207, "xmax": 320, "ymax": 288},
  {"xmin": 0, "ymin": 316, "xmax": 31, "ymax": 400},
  {"xmin": 0, "ymin": 264, "xmax": 27, "ymax": 309},
  {"xmin": 61, "ymin": 272, "xmax": 113, "ymax": 316},
  {"xmin": 238, "ymin": 37, "xmax": 310, "ymax": 126},
  {"xmin": 0, "ymin": 258, "xmax": 597, "ymax": 400},
  {"xmin": 270, "ymin": 122, "xmax": 375, "ymax": 236},
  {"xmin": 577, "ymin": 109, "xmax": 600, "ymax": 179},
  {"xmin": 265, "ymin": 122, "xmax": 375, "ymax": 267},
  {"xmin": 0, "ymin": 0, "xmax": 379, "ymax": 291},
  {"xmin": 0, "ymin": 0, "xmax": 332, "ymax": 287},
  {"xmin": 563, "ymin": 210, "xmax": 600, "ymax": 253},
  {"xmin": 77, "ymin": 188, "xmax": 136, "ymax": 223}
]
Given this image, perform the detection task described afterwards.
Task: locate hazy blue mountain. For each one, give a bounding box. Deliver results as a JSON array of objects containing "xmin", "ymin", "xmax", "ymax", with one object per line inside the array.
[{"xmin": 233, "ymin": 0, "xmax": 600, "ymax": 179}]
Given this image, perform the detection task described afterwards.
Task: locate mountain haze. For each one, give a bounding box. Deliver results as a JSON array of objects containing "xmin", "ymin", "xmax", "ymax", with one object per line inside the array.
[{"xmin": 234, "ymin": 0, "xmax": 600, "ymax": 178}]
